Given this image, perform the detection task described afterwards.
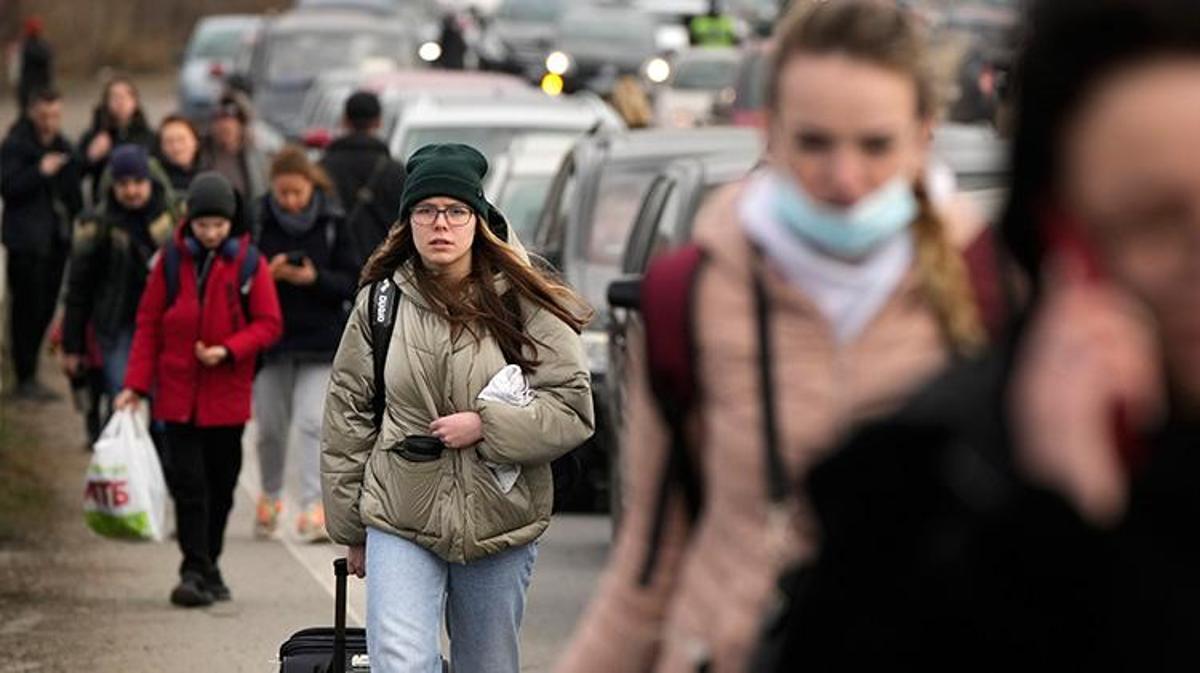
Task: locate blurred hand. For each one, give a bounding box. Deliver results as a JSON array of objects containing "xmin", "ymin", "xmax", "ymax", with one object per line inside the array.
[
  {"xmin": 430, "ymin": 412, "xmax": 483, "ymax": 450},
  {"xmin": 86, "ymin": 132, "xmax": 112, "ymax": 163},
  {"xmin": 114, "ymin": 389, "xmax": 142, "ymax": 411},
  {"xmin": 269, "ymin": 255, "xmax": 317, "ymax": 285},
  {"xmin": 195, "ymin": 342, "xmax": 229, "ymax": 367},
  {"xmin": 39, "ymin": 152, "xmax": 67, "ymax": 176},
  {"xmin": 347, "ymin": 545, "xmax": 366, "ymax": 579},
  {"xmin": 60, "ymin": 353, "xmax": 83, "ymax": 378},
  {"xmin": 1012, "ymin": 258, "xmax": 1163, "ymax": 527}
]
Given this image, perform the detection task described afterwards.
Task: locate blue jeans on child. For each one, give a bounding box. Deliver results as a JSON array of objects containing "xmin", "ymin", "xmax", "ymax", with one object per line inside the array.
[{"xmin": 365, "ymin": 527, "xmax": 538, "ymax": 673}]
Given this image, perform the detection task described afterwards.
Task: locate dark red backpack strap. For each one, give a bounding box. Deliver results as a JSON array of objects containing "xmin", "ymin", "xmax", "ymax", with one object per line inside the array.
[
  {"xmin": 637, "ymin": 243, "xmax": 707, "ymax": 586},
  {"xmin": 961, "ymin": 227, "xmax": 1009, "ymax": 341}
]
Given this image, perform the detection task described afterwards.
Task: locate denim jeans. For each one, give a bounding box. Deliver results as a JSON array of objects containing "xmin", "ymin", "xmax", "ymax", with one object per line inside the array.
[
  {"xmin": 365, "ymin": 527, "xmax": 538, "ymax": 673},
  {"xmin": 98, "ymin": 326, "xmax": 134, "ymax": 396}
]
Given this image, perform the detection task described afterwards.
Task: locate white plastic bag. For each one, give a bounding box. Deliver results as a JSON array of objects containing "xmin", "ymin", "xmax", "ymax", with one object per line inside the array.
[{"xmin": 83, "ymin": 409, "xmax": 169, "ymax": 542}]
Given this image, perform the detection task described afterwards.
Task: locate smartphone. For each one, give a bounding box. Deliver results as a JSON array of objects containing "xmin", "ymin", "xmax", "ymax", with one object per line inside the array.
[
  {"xmin": 1041, "ymin": 205, "xmax": 1149, "ymax": 473},
  {"xmin": 286, "ymin": 251, "xmax": 306, "ymax": 266}
]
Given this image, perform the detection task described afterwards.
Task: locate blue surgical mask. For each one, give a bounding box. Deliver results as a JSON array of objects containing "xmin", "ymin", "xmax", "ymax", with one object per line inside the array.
[{"xmin": 770, "ymin": 171, "xmax": 918, "ymax": 260}]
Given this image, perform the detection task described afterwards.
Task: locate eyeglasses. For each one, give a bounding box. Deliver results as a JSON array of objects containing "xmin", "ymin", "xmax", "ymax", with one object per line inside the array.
[{"xmin": 411, "ymin": 205, "xmax": 474, "ymax": 228}]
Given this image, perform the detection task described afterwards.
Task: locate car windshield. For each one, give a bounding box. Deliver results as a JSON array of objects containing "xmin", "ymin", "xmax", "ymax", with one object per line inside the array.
[
  {"xmin": 498, "ymin": 176, "xmax": 554, "ymax": 242},
  {"xmin": 499, "ymin": 0, "xmax": 561, "ymax": 22},
  {"xmin": 584, "ymin": 165, "xmax": 659, "ymax": 267},
  {"xmin": 561, "ymin": 14, "xmax": 653, "ymax": 46},
  {"xmin": 736, "ymin": 50, "xmax": 769, "ymax": 109},
  {"xmin": 672, "ymin": 58, "xmax": 738, "ymax": 90},
  {"xmin": 265, "ymin": 30, "xmax": 411, "ymax": 84},
  {"xmin": 189, "ymin": 23, "xmax": 252, "ymax": 61},
  {"xmin": 401, "ymin": 127, "xmax": 579, "ymax": 165}
]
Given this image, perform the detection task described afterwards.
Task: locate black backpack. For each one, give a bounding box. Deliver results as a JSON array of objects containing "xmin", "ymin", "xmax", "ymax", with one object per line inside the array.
[{"xmin": 367, "ymin": 277, "xmax": 583, "ymax": 512}]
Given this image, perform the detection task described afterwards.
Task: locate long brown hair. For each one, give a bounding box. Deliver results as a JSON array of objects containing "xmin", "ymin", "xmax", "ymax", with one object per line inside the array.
[
  {"xmin": 270, "ymin": 145, "xmax": 335, "ymax": 193},
  {"xmin": 769, "ymin": 0, "xmax": 985, "ymax": 353},
  {"xmin": 361, "ymin": 212, "xmax": 593, "ymax": 372}
]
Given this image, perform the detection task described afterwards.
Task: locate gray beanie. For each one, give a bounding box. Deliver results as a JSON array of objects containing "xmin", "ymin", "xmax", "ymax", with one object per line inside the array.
[{"xmin": 187, "ymin": 172, "xmax": 237, "ymax": 221}]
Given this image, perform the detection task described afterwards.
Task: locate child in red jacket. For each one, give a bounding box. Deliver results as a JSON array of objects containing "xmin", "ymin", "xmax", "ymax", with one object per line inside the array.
[{"xmin": 115, "ymin": 172, "xmax": 282, "ymax": 608}]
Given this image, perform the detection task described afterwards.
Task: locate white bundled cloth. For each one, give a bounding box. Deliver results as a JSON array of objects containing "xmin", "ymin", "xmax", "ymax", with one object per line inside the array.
[{"xmin": 476, "ymin": 365, "xmax": 532, "ymax": 493}]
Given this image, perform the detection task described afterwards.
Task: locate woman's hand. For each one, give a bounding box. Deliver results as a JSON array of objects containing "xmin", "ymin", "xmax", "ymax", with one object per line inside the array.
[
  {"xmin": 430, "ymin": 412, "xmax": 484, "ymax": 450},
  {"xmin": 1012, "ymin": 259, "xmax": 1162, "ymax": 527},
  {"xmin": 347, "ymin": 544, "xmax": 366, "ymax": 579},
  {"xmin": 114, "ymin": 388, "xmax": 142, "ymax": 411},
  {"xmin": 86, "ymin": 131, "xmax": 112, "ymax": 163},
  {"xmin": 269, "ymin": 254, "xmax": 317, "ymax": 286},
  {"xmin": 195, "ymin": 342, "xmax": 229, "ymax": 367}
]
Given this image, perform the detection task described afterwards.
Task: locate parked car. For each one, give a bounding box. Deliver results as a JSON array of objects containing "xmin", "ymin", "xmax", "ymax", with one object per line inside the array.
[
  {"xmin": 178, "ymin": 15, "xmax": 262, "ymax": 123},
  {"xmin": 604, "ymin": 150, "xmax": 761, "ymax": 523},
  {"xmin": 653, "ymin": 47, "xmax": 741, "ymax": 128},
  {"xmin": 245, "ymin": 9, "xmax": 419, "ymax": 139},
  {"xmin": 530, "ymin": 126, "xmax": 761, "ymax": 509},
  {"xmin": 543, "ymin": 4, "xmax": 661, "ymax": 95},
  {"xmin": 485, "ymin": 133, "xmax": 577, "ymax": 241},
  {"xmin": 387, "ymin": 91, "xmax": 623, "ymax": 164},
  {"xmin": 296, "ymin": 68, "xmax": 530, "ymax": 150},
  {"xmin": 710, "ymin": 40, "xmax": 771, "ymax": 128},
  {"xmin": 483, "ymin": 0, "xmax": 565, "ymax": 79}
]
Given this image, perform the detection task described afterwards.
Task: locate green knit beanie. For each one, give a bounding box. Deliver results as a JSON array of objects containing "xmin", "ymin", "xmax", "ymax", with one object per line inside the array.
[{"xmin": 399, "ymin": 143, "xmax": 491, "ymax": 224}]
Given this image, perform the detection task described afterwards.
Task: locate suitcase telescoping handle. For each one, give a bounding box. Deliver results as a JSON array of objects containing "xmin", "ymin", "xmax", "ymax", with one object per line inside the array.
[{"xmin": 332, "ymin": 558, "xmax": 349, "ymax": 673}]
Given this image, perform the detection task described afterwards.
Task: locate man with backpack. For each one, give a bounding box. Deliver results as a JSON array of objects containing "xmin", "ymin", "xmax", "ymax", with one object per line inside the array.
[
  {"xmin": 62, "ymin": 144, "xmax": 179, "ymax": 397},
  {"xmin": 319, "ymin": 91, "xmax": 406, "ymax": 264}
]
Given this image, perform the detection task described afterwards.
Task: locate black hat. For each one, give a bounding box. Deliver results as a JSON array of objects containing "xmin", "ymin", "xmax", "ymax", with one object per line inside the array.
[
  {"xmin": 399, "ymin": 144, "xmax": 491, "ymax": 225},
  {"xmin": 187, "ymin": 172, "xmax": 238, "ymax": 222},
  {"xmin": 345, "ymin": 91, "xmax": 382, "ymax": 125},
  {"xmin": 110, "ymin": 144, "xmax": 150, "ymax": 181}
]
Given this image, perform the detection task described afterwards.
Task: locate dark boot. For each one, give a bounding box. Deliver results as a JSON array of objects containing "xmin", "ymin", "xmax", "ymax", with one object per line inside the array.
[
  {"xmin": 205, "ymin": 569, "xmax": 231, "ymax": 602},
  {"xmin": 170, "ymin": 572, "xmax": 214, "ymax": 608}
]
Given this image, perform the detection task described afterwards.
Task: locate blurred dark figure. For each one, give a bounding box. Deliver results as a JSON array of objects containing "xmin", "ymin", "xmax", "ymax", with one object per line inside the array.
[
  {"xmin": 319, "ymin": 91, "xmax": 405, "ymax": 263},
  {"xmin": 16, "ymin": 17, "xmax": 53, "ymax": 110},
  {"xmin": 774, "ymin": 1, "xmax": 1200, "ymax": 671},
  {"xmin": 1, "ymin": 87, "xmax": 82, "ymax": 400},
  {"xmin": 78, "ymin": 75, "xmax": 155, "ymax": 204},
  {"xmin": 198, "ymin": 92, "xmax": 268, "ymax": 223},
  {"xmin": 948, "ymin": 46, "xmax": 1002, "ymax": 124},
  {"xmin": 62, "ymin": 145, "xmax": 179, "ymax": 399},
  {"xmin": 437, "ymin": 12, "xmax": 468, "ymax": 70},
  {"xmin": 156, "ymin": 114, "xmax": 202, "ymax": 193}
]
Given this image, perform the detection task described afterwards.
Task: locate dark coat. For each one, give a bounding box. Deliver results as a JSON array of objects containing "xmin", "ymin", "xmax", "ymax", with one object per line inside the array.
[
  {"xmin": 783, "ymin": 345, "xmax": 1200, "ymax": 672},
  {"xmin": 17, "ymin": 37, "xmax": 53, "ymax": 108},
  {"xmin": 254, "ymin": 190, "xmax": 358, "ymax": 361},
  {"xmin": 62, "ymin": 179, "xmax": 178, "ymax": 354},
  {"xmin": 156, "ymin": 152, "xmax": 199, "ymax": 194},
  {"xmin": 78, "ymin": 109, "xmax": 156, "ymax": 203},
  {"xmin": 125, "ymin": 227, "xmax": 282, "ymax": 426},
  {"xmin": 318, "ymin": 133, "xmax": 405, "ymax": 263},
  {"xmin": 0, "ymin": 116, "xmax": 83, "ymax": 255}
]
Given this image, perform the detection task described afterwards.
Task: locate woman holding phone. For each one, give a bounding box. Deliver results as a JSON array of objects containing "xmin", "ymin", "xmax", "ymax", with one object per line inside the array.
[{"xmin": 252, "ymin": 146, "xmax": 358, "ymax": 543}]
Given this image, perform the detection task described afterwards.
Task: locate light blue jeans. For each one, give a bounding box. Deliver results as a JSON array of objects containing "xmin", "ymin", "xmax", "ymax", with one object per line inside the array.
[
  {"xmin": 365, "ymin": 527, "xmax": 538, "ymax": 673},
  {"xmin": 98, "ymin": 327, "xmax": 134, "ymax": 396}
]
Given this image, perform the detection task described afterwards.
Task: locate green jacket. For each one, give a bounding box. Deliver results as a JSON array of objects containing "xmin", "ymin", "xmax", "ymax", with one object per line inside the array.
[{"xmin": 321, "ymin": 263, "xmax": 594, "ymax": 562}]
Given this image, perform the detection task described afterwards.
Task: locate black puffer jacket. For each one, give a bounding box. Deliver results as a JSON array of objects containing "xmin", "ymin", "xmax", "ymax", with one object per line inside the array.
[
  {"xmin": 781, "ymin": 345, "xmax": 1200, "ymax": 672},
  {"xmin": 319, "ymin": 133, "xmax": 405, "ymax": 263},
  {"xmin": 255, "ymin": 190, "xmax": 358, "ymax": 360},
  {"xmin": 62, "ymin": 178, "xmax": 179, "ymax": 354},
  {"xmin": 0, "ymin": 116, "xmax": 83, "ymax": 255}
]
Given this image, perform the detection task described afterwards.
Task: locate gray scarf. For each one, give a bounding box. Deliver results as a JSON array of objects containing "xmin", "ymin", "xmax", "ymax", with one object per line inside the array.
[{"xmin": 269, "ymin": 190, "xmax": 323, "ymax": 238}]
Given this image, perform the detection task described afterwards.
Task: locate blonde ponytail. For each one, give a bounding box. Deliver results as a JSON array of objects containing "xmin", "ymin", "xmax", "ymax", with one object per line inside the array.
[{"xmin": 911, "ymin": 181, "xmax": 986, "ymax": 355}]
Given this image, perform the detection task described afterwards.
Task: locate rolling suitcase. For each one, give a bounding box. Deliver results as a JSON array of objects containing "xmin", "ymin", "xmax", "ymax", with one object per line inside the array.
[{"xmin": 279, "ymin": 558, "xmax": 369, "ymax": 672}]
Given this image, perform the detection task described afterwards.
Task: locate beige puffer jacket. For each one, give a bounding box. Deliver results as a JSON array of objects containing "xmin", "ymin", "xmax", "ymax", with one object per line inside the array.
[{"xmin": 321, "ymin": 263, "xmax": 594, "ymax": 563}]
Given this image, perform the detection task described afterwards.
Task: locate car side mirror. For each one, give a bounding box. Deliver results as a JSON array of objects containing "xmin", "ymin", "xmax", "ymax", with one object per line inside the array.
[{"xmin": 607, "ymin": 277, "xmax": 641, "ymax": 311}]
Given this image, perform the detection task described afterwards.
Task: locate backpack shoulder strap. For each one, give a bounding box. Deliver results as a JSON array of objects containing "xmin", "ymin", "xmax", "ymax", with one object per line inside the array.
[
  {"xmin": 236, "ymin": 241, "xmax": 260, "ymax": 320},
  {"xmin": 637, "ymin": 243, "xmax": 707, "ymax": 587},
  {"xmin": 369, "ymin": 277, "xmax": 401, "ymax": 429},
  {"xmin": 163, "ymin": 243, "xmax": 182, "ymax": 308}
]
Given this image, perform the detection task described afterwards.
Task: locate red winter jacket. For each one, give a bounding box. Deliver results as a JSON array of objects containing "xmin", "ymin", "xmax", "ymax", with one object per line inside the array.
[{"xmin": 124, "ymin": 227, "xmax": 282, "ymax": 426}]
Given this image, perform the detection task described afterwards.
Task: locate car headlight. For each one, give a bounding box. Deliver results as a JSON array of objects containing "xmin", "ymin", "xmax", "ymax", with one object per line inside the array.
[
  {"xmin": 546, "ymin": 51, "xmax": 572, "ymax": 76},
  {"xmin": 645, "ymin": 57, "xmax": 671, "ymax": 84},
  {"xmin": 419, "ymin": 41, "xmax": 442, "ymax": 63},
  {"xmin": 581, "ymin": 330, "xmax": 609, "ymax": 376}
]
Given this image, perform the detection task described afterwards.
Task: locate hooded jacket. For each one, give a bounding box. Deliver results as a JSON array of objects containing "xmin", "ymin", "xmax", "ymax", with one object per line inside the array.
[
  {"xmin": 124, "ymin": 225, "xmax": 283, "ymax": 426},
  {"xmin": 0, "ymin": 116, "xmax": 83, "ymax": 255},
  {"xmin": 320, "ymin": 237, "xmax": 594, "ymax": 562},
  {"xmin": 62, "ymin": 174, "xmax": 178, "ymax": 354}
]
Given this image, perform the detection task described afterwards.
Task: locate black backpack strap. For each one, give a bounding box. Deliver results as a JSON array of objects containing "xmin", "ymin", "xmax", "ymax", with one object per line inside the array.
[
  {"xmin": 750, "ymin": 254, "xmax": 788, "ymax": 506},
  {"xmin": 369, "ymin": 278, "xmax": 400, "ymax": 428},
  {"xmin": 163, "ymin": 243, "xmax": 182, "ymax": 308},
  {"xmin": 637, "ymin": 244, "xmax": 707, "ymax": 587},
  {"xmin": 237, "ymin": 241, "xmax": 260, "ymax": 322}
]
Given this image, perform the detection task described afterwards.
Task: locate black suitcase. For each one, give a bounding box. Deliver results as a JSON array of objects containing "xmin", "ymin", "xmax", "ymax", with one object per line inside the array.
[{"xmin": 279, "ymin": 558, "xmax": 369, "ymax": 673}]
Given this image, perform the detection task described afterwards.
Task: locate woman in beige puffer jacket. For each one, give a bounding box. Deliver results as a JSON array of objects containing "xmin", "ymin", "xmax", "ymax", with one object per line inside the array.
[{"xmin": 321, "ymin": 143, "xmax": 594, "ymax": 673}]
